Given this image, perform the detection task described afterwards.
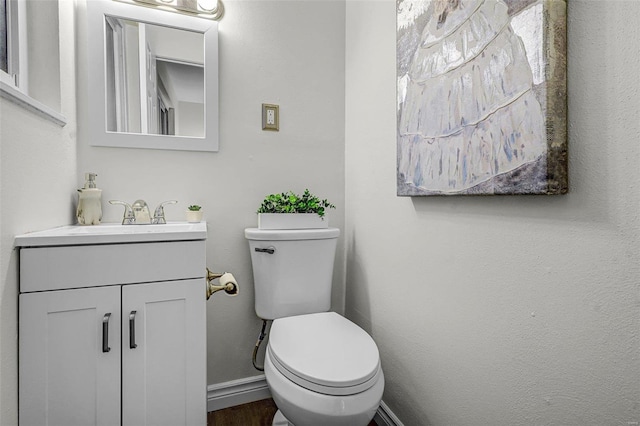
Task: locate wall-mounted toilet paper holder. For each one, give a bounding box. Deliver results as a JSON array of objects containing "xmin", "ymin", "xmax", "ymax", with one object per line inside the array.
[{"xmin": 206, "ymin": 268, "xmax": 239, "ymax": 300}]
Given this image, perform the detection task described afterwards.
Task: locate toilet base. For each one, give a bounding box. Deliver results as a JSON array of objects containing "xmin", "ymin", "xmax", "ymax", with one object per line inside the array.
[{"xmin": 272, "ymin": 409, "xmax": 292, "ymax": 426}]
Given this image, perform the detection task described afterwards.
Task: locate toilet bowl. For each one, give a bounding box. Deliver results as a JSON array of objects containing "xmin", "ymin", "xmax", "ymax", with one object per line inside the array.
[
  {"xmin": 245, "ymin": 227, "xmax": 384, "ymax": 425},
  {"xmin": 264, "ymin": 312, "xmax": 384, "ymax": 426}
]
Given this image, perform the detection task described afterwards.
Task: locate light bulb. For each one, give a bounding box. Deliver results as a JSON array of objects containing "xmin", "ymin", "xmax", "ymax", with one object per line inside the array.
[{"xmin": 198, "ymin": 0, "xmax": 217, "ymax": 12}]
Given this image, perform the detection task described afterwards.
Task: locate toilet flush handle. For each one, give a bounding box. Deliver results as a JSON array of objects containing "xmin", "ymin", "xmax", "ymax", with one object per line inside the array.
[{"xmin": 254, "ymin": 247, "xmax": 275, "ymax": 254}]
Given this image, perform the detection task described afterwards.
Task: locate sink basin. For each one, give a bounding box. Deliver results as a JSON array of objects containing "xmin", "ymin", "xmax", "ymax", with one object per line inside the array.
[{"xmin": 15, "ymin": 222, "xmax": 207, "ymax": 247}]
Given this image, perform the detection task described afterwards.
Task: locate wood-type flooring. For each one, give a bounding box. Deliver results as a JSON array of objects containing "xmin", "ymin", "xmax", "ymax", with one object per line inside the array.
[{"xmin": 208, "ymin": 398, "xmax": 377, "ymax": 426}]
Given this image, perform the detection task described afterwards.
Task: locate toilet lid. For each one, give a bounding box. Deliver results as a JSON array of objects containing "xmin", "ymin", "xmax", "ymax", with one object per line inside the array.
[{"xmin": 268, "ymin": 312, "xmax": 381, "ymax": 396}]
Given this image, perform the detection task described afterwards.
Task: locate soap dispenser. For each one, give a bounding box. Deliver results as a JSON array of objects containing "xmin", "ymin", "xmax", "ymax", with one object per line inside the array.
[{"xmin": 77, "ymin": 173, "xmax": 103, "ymax": 225}]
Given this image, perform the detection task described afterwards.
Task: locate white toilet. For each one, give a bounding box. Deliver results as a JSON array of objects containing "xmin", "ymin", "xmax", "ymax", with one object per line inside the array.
[{"xmin": 245, "ymin": 227, "xmax": 384, "ymax": 426}]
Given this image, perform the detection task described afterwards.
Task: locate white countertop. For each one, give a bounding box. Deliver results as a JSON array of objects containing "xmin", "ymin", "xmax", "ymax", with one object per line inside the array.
[{"xmin": 15, "ymin": 222, "xmax": 208, "ymax": 247}]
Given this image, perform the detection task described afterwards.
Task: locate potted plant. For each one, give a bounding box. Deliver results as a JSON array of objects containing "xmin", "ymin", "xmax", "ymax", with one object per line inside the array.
[
  {"xmin": 257, "ymin": 189, "xmax": 335, "ymax": 229},
  {"xmin": 186, "ymin": 205, "xmax": 203, "ymax": 223}
]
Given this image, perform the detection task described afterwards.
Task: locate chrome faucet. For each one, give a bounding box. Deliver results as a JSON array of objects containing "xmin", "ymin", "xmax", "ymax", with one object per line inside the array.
[
  {"xmin": 152, "ymin": 200, "xmax": 178, "ymax": 224},
  {"xmin": 109, "ymin": 200, "xmax": 136, "ymax": 225},
  {"xmin": 110, "ymin": 200, "xmax": 176, "ymax": 225},
  {"xmin": 131, "ymin": 200, "xmax": 152, "ymax": 224}
]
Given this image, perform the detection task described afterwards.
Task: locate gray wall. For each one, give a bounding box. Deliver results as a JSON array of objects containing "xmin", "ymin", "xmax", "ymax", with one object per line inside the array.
[
  {"xmin": 2, "ymin": 1, "xmax": 639, "ymax": 425},
  {"xmin": 0, "ymin": 2, "xmax": 78, "ymax": 425},
  {"xmin": 1, "ymin": 2, "xmax": 345, "ymax": 423},
  {"xmin": 345, "ymin": 0, "xmax": 640, "ymax": 425},
  {"xmin": 76, "ymin": 0, "xmax": 346, "ymax": 386}
]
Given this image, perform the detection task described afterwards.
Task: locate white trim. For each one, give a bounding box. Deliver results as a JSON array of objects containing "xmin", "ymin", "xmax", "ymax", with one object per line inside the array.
[
  {"xmin": 0, "ymin": 80, "xmax": 67, "ymax": 126},
  {"xmin": 374, "ymin": 400, "xmax": 405, "ymax": 426},
  {"xmin": 86, "ymin": 0, "xmax": 219, "ymax": 152},
  {"xmin": 207, "ymin": 375, "xmax": 271, "ymax": 412},
  {"xmin": 207, "ymin": 376, "xmax": 404, "ymax": 426},
  {"xmin": 15, "ymin": 0, "xmax": 28, "ymax": 92},
  {"xmin": 1, "ymin": 0, "xmax": 66, "ymax": 127}
]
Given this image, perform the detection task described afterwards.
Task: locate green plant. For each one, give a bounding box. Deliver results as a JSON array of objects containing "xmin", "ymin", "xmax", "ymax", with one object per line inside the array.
[
  {"xmin": 257, "ymin": 189, "xmax": 335, "ymax": 218},
  {"xmin": 188, "ymin": 205, "xmax": 202, "ymax": 211}
]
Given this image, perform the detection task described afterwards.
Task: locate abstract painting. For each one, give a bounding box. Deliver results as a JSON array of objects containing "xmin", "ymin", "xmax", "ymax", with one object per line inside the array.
[{"xmin": 397, "ymin": 0, "xmax": 567, "ymax": 196}]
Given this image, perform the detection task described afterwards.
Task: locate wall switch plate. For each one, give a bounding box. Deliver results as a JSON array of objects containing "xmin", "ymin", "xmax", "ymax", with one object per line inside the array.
[{"xmin": 262, "ymin": 104, "xmax": 279, "ymax": 131}]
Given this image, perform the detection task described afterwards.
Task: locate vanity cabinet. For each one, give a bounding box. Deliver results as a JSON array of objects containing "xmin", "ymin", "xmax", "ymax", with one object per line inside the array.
[
  {"xmin": 20, "ymin": 285, "xmax": 122, "ymax": 426},
  {"xmin": 16, "ymin": 223, "xmax": 208, "ymax": 426}
]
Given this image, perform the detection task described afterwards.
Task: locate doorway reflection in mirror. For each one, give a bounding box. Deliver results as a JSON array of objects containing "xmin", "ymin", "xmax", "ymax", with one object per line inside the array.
[{"xmin": 104, "ymin": 17, "xmax": 204, "ymax": 137}]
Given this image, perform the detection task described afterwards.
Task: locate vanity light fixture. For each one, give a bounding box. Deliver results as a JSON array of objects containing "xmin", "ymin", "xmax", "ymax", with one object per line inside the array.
[
  {"xmin": 197, "ymin": 0, "xmax": 218, "ymax": 12},
  {"xmin": 116, "ymin": 0, "xmax": 225, "ymax": 20}
]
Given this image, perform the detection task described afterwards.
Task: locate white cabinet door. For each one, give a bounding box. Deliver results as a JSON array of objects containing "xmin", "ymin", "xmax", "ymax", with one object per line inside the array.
[
  {"xmin": 122, "ymin": 279, "xmax": 206, "ymax": 426},
  {"xmin": 19, "ymin": 286, "xmax": 121, "ymax": 426}
]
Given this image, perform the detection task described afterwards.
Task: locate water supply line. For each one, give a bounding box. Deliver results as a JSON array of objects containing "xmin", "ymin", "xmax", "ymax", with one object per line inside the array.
[
  {"xmin": 252, "ymin": 320, "xmax": 269, "ymax": 371},
  {"xmin": 205, "ymin": 268, "xmax": 266, "ymax": 371}
]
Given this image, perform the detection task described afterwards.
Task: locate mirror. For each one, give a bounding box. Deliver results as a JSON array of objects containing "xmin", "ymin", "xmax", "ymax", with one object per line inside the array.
[
  {"xmin": 87, "ymin": 0, "xmax": 218, "ymax": 151},
  {"xmin": 104, "ymin": 18, "xmax": 205, "ymax": 137}
]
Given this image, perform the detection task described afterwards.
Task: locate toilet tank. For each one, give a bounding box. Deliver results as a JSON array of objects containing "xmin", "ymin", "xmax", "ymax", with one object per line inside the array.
[{"xmin": 244, "ymin": 228, "xmax": 340, "ymax": 320}]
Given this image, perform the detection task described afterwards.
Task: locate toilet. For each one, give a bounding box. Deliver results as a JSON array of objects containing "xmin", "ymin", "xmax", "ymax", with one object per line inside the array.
[{"xmin": 245, "ymin": 227, "xmax": 384, "ymax": 426}]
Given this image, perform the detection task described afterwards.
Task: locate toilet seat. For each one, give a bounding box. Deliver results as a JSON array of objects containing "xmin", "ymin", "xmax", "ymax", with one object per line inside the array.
[{"xmin": 268, "ymin": 312, "xmax": 381, "ymax": 396}]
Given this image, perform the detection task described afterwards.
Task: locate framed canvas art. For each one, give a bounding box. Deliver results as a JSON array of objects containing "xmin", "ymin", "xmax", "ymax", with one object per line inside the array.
[{"xmin": 397, "ymin": 0, "xmax": 567, "ymax": 196}]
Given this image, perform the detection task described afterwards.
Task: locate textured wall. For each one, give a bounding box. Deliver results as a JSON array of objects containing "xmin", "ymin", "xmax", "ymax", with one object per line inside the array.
[
  {"xmin": 76, "ymin": 0, "xmax": 346, "ymax": 385},
  {"xmin": 345, "ymin": 0, "xmax": 639, "ymax": 425},
  {"xmin": 5, "ymin": 1, "xmax": 637, "ymax": 424},
  {"xmin": 0, "ymin": 2, "xmax": 78, "ymax": 425}
]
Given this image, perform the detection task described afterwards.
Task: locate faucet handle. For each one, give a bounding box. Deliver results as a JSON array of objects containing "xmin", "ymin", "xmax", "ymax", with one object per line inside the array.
[
  {"xmin": 109, "ymin": 200, "xmax": 135, "ymax": 225},
  {"xmin": 152, "ymin": 200, "xmax": 178, "ymax": 224}
]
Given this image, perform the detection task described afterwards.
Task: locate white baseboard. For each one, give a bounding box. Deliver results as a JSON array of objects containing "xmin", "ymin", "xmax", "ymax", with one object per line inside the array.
[
  {"xmin": 373, "ymin": 400, "xmax": 405, "ymax": 426},
  {"xmin": 208, "ymin": 377, "xmax": 403, "ymax": 426},
  {"xmin": 207, "ymin": 375, "xmax": 271, "ymax": 412}
]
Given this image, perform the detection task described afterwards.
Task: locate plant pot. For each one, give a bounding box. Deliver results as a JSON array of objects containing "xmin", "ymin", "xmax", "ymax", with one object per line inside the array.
[
  {"xmin": 186, "ymin": 210, "xmax": 203, "ymax": 223},
  {"xmin": 258, "ymin": 213, "xmax": 328, "ymax": 230}
]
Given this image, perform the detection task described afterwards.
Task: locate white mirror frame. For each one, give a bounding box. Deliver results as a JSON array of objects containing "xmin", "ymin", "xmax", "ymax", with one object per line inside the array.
[{"xmin": 87, "ymin": 0, "xmax": 219, "ymax": 152}]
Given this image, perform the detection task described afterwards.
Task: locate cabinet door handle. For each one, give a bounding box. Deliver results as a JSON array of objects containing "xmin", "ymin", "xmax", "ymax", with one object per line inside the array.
[
  {"xmin": 102, "ymin": 313, "xmax": 111, "ymax": 353},
  {"xmin": 129, "ymin": 310, "xmax": 138, "ymax": 349}
]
